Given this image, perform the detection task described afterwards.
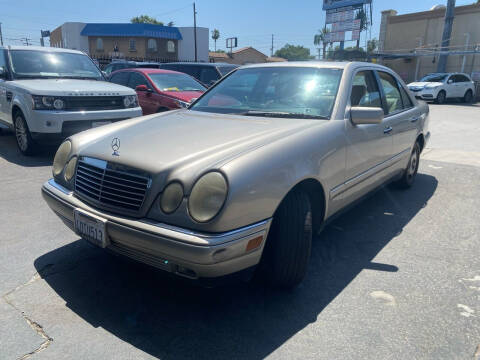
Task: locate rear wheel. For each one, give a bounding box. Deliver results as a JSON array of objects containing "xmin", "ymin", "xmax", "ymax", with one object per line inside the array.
[
  {"xmin": 256, "ymin": 189, "xmax": 312, "ymax": 288},
  {"xmin": 14, "ymin": 112, "xmax": 38, "ymax": 156},
  {"xmin": 435, "ymin": 90, "xmax": 446, "ymax": 104},
  {"xmin": 396, "ymin": 142, "xmax": 420, "ymax": 189},
  {"xmin": 463, "ymin": 90, "xmax": 473, "ymax": 103}
]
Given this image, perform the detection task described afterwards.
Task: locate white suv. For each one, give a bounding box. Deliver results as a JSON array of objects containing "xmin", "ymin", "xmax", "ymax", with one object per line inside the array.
[
  {"xmin": 0, "ymin": 46, "xmax": 142, "ymax": 155},
  {"xmin": 407, "ymin": 73, "xmax": 476, "ymax": 104}
]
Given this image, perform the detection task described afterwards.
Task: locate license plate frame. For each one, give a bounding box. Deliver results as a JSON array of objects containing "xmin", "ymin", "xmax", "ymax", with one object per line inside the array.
[
  {"xmin": 73, "ymin": 208, "xmax": 109, "ymax": 248},
  {"xmin": 92, "ymin": 121, "xmax": 111, "ymax": 128}
]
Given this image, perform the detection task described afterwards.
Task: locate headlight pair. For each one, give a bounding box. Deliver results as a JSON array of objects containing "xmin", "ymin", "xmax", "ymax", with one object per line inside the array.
[
  {"xmin": 52, "ymin": 140, "xmax": 77, "ymax": 182},
  {"xmin": 32, "ymin": 95, "xmax": 65, "ymax": 110},
  {"xmin": 123, "ymin": 95, "xmax": 138, "ymax": 108},
  {"xmin": 159, "ymin": 172, "xmax": 228, "ymax": 223}
]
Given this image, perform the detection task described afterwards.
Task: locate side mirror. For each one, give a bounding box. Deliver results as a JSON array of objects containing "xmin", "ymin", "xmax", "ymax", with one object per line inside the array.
[
  {"xmin": 350, "ymin": 107, "xmax": 384, "ymax": 125},
  {"xmin": 447, "ymin": 79, "xmax": 453, "ymax": 84},
  {"xmin": 135, "ymin": 84, "xmax": 152, "ymax": 92},
  {"xmin": 0, "ymin": 67, "xmax": 7, "ymax": 79}
]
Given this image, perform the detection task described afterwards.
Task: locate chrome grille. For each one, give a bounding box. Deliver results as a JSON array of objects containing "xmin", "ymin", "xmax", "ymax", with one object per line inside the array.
[{"xmin": 74, "ymin": 157, "xmax": 150, "ymax": 212}]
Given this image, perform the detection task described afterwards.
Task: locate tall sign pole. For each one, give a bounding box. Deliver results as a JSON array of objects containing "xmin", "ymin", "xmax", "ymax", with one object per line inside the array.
[
  {"xmin": 193, "ymin": 2, "xmax": 198, "ymax": 62},
  {"xmin": 0, "ymin": 23, "xmax": 3, "ymax": 46},
  {"xmin": 437, "ymin": 0, "xmax": 456, "ymax": 73}
]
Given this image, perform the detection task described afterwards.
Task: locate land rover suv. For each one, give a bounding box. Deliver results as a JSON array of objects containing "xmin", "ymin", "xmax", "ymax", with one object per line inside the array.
[{"xmin": 0, "ymin": 46, "xmax": 142, "ymax": 155}]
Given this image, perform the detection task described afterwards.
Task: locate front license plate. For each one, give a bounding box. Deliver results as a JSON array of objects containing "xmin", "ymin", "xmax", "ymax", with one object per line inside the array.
[
  {"xmin": 73, "ymin": 209, "xmax": 109, "ymax": 248},
  {"xmin": 92, "ymin": 121, "xmax": 111, "ymax": 128}
]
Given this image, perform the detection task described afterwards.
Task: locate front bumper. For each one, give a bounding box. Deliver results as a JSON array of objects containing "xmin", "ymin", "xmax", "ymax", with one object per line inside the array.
[
  {"xmin": 28, "ymin": 107, "xmax": 143, "ymax": 135},
  {"xmin": 41, "ymin": 179, "xmax": 272, "ymax": 279},
  {"xmin": 409, "ymin": 88, "xmax": 437, "ymax": 100}
]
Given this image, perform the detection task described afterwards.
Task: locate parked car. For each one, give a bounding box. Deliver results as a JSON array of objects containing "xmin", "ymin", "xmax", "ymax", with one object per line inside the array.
[
  {"xmin": 0, "ymin": 46, "xmax": 142, "ymax": 155},
  {"xmin": 407, "ymin": 72, "xmax": 475, "ymax": 104},
  {"xmin": 109, "ymin": 68, "xmax": 206, "ymax": 114},
  {"xmin": 42, "ymin": 62, "xmax": 430, "ymax": 288},
  {"xmin": 159, "ymin": 62, "xmax": 238, "ymax": 87},
  {"xmin": 103, "ymin": 60, "xmax": 161, "ymax": 77}
]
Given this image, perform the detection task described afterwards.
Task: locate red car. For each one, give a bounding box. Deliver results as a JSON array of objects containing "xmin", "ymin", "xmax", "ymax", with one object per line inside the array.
[{"xmin": 109, "ymin": 68, "xmax": 206, "ymax": 115}]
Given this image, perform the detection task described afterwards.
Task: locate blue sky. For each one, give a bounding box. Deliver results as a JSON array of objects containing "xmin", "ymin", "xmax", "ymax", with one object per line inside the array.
[{"xmin": 0, "ymin": 0, "xmax": 474, "ymax": 56}]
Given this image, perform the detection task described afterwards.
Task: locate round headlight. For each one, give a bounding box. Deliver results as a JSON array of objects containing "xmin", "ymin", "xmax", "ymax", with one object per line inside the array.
[
  {"xmin": 52, "ymin": 141, "xmax": 71, "ymax": 176},
  {"xmin": 42, "ymin": 96, "xmax": 54, "ymax": 108},
  {"xmin": 188, "ymin": 172, "xmax": 228, "ymax": 223},
  {"xmin": 53, "ymin": 98, "xmax": 65, "ymax": 110},
  {"xmin": 64, "ymin": 156, "xmax": 77, "ymax": 182},
  {"xmin": 160, "ymin": 182, "xmax": 184, "ymax": 214},
  {"xmin": 123, "ymin": 96, "xmax": 132, "ymax": 107}
]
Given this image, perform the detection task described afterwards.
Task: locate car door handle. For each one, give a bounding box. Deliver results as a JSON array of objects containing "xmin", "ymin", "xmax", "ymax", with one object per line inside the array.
[
  {"xmin": 383, "ymin": 126, "xmax": 393, "ymax": 134},
  {"xmin": 410, "ymin": 116, "xmax": 420, "ymax": 123}
]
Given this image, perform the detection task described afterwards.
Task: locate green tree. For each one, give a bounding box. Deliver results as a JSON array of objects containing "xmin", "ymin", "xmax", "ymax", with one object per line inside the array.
[
  {"xmin": 211, "ymin": 29, "xmax": 220, "ymax": 52},
  {"xmin": 355, "ymin": 9, "xmax": 369, "ymax": 49},
  {"xmin": 367, "ymin": 38, "xmax": 378, "ymax": 53},
  {"xmin": 131, "ymin": 15, "xmax": 164, "ymax": 25},
  {"xmin": 274, "ymin": 44, "xmax": 314, "ymax": 61},
  {"xmin": 314, "ymin": 27, "xmax": 330, "ymax": 60}
]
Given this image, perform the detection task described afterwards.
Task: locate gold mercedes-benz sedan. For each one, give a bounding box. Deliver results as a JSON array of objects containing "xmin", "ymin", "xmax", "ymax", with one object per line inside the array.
[{"xmin": 42, "ymin": 61, "xmax": 430, "ymax": 288}]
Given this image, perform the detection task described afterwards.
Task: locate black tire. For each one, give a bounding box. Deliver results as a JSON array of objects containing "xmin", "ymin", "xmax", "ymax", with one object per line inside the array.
[
  {"xmin": 14, "ymin": 111, "xmax": 38, "ymax": 156},
  {"xmin": 435, "ymin": 90, "xmax": 446, "ymax": 104},
  {"xmin": 463, "ymin": 90, "xmax": 473, "ymax": 103},
  {"xmin": 257, "ymin": 189, "xmax": 313, "ymax": 288},
  {"xmin": 396, "ymin": 142, "xmax": 420, "ymax": 189}
]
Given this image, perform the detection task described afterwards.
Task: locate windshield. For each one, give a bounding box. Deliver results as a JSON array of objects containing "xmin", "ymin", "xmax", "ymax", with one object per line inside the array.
[
  {"xmin": 217, "ymin": 65, "xmax": 238, "ymax": 76},
  {"xmin": 190, "ymin": 67, "xmax": 343, "ymax": 119},
  {"xmin": 149, "ymin": 73, "xmax": 206, "ymax": 92},
  {"xmin": 10, "ymin": 50, "xmax": 103, "ymax": 80},
  {"xmin": 420, "ymin": 74, "xmax": 447, "ymax": 82}
]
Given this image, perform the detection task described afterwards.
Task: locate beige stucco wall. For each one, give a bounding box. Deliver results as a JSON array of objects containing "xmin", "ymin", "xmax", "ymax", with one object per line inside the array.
[{"xmin": 382, "ymin": 4, "xmax": 480, "ymax": 82}]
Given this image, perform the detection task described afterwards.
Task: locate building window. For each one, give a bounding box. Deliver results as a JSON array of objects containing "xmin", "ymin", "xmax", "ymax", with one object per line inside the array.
[
  {"xmin": 147, "ymin": 39, "xmax": 157, "ymax": 52},
  {"xmin": 129, "ymin": 39, "xmax": 136, "ymax": 51},
  {"xmin": 167, "ymin": 40, "xmax": 175, "ymax": 53},
  {"xmin": 96, "ymin": 38, "xmax": 103, "ymax": 51}
]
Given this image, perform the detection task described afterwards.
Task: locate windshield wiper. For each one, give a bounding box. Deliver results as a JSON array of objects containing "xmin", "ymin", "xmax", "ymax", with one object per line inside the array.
[
  {"xmin": 59, "ymin": 76, "xmax": 100, "ymax": 80},
  {"xmin": 240, "ymin": 110, "xmax": 329, "ymax": 119}
]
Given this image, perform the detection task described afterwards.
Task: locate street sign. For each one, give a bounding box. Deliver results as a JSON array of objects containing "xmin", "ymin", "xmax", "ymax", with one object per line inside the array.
[
  {"xmin": 41, "ymin": 30, "xmax": 50, "ymax": 38},
  {"xmin": 323, "ymin": 0, "xmax": 371, "ymax": 10}
]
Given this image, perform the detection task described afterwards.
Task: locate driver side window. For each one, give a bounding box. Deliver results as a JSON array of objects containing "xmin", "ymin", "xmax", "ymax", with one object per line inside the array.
[{"xmin": 351, "ymin": 71, "xmax": 382, "ymax": 108}]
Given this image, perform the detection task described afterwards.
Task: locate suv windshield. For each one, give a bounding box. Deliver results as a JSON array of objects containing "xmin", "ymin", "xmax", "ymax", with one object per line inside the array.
[
  {"xmin": 420, "ymin": 74, "xmax": 448, "ymax": 82},
  {"xmin": 10, "ymin": 50, "xmax": 103, "ymax": 80},
  {"xmin": 190, "ymin": 67, "xmax": 343, "ymax": 119},
  {"xmin": 149, "ymin": 73, "xmax": 206, "ymax": 92}
]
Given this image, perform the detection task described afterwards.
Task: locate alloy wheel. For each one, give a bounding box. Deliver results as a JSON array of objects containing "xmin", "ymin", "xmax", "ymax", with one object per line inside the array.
[{"xmin": 15, "ymin": 116, "xmax": 28, "ymax": 152}]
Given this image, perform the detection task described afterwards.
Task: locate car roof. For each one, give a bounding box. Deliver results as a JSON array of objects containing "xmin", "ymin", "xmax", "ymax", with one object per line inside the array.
[
  {"xmin": 2, "ymin": 45, "xmax": 84, "ymax": 55},
  {"xmin": 111, "ymin": 68, "xmax": 184, "ymax": 76},
  {"xmin": 162, "ymin": 62, "xmax": 237, "ymax": 67}
]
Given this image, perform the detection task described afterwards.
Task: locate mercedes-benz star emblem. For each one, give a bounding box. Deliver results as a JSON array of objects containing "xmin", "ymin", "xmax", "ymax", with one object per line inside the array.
[{"xmin": 111, "ymin": 138, "xmax": 120, "ymax": 156}]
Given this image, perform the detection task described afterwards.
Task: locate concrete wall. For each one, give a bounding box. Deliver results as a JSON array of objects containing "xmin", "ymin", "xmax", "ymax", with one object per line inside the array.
[
  {"xmin": 177, "ymin": 27, "xmax": 209, "ymax": 62},
  {"xmin": 62, "ymin": 23, "xmax": 89, "ymax": 52},
  {"xmin": 381, "ymin": 4, "xmax": 480, "ymax": 83}
]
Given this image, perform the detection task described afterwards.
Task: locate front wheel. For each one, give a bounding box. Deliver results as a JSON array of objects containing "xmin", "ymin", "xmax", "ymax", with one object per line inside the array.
[
  {"xmin": 14, "ymin": 112, "xmax": 38, "ymax": 156},
  {"xmin": 396, "ymin": 142, "xmax": 420, "ymax": 189},
  {"xmin": 256, "ymin": 189, "xmax": 313, "ymax": 288},
  {"xmin": 435, "ymin": 90, "xmax": 446, "ymax": 104}
]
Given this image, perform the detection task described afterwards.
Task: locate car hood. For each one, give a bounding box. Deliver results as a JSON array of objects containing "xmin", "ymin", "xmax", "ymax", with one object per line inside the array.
[
  {"xmin": 162, "ymin": 91, "xmax": 204, "ymax": 102},
  {"xmin": 408, "ymin": 82, "xmax": 443, "ymax": 88},
  {"xmin": 75, "ymin": 109, "xmax": 323, "ymax": 179},
  {"xmin": 10, "ymin": 79, "xmax": 135, "ymax": 96}
]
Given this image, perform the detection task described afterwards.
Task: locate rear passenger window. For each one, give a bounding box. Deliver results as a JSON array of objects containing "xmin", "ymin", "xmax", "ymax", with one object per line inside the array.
[
  {"xmin": 378, "ymin": 71, "xmax": 403, "ymax": 114},
  {"xmin": 109, "ymin": 72, "xmax": 130, "ymax": 86},
  {"xmin": 456, "ymin": 74, "xmax": 470, "ymax": 82},
  {"xmin": 350, "ymin": 71, "xmax": 382, "ymax": 108},
  {"xmin": 399, "ymin": 85, "xmax": 413, "ymax": 109}
]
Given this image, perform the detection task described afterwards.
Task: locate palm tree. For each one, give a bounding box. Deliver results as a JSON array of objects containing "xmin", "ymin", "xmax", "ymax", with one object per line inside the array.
[
  {"xmin": 355, "ymin": 9, "xmax": 369, "ymax": 49},
  {"xmin": 314, "ymin": 28, "xmax": 330, "ymax": 60},
  {"xmin": 211, "ymin": 29, "xmax": 220, "ymax": 52}
]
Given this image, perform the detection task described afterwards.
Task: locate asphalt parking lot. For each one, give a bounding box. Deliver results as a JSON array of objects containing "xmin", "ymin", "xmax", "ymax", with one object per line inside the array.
[{"xmin": 1, "ymin": 104, "xmax": 479, "ymax": 360}]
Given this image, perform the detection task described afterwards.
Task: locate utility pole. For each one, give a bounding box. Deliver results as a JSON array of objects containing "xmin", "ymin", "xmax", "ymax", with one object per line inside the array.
[
  {"xmin": 437, "ymin": 0, "xmax": 456, "ymax": 73},
  {"xmin": 193, "ymin": 2, "xmax": 197, "ymax": 62},
  {"xmin": 40, "ymin": 30, "xmax": 45, "ymax": 47},
  {"xmin": 0, "ymin": 23, "xmax": 3, "ymax": 46},
  {"xmin": 22, "ymin": 38, "xmax": 31, "ymax": 46},
  {"xmin": 270, "ymin": 34, "xmax": 274, "ymax": 56},
  {"xmin": 461, "ymin": 33, "xmax": 470, "ymax": 73},
  {"xmin": 414, "ymin": 37, "xmax": 423, "ymax": 81}
]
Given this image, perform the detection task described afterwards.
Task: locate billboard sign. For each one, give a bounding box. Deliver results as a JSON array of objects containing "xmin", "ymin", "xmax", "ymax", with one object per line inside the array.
[
  {"xmin": 332, "ymin": 19, "xmax": 361, "ymax": 32},
  {"xmin": 326, "ymin": 9, "xmax": 354, "ymax": 24},
  {"xmin": 325, "ymin": 31, "xmax": 345, "ymax": 42},
  {"xmin": 323, "ymin": 0, "xmax": 371, "ymax": 10}
]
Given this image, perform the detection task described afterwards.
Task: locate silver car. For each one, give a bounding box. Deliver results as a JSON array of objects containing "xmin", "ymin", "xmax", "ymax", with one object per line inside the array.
[{"xmin": 42, "ymin": 62, "xmax": 430, "ymax": 288}]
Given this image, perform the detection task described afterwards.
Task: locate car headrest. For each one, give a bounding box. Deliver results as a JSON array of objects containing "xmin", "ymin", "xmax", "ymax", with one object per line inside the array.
[{"xmin": 351, "ymin": 85, "xmax": 367, "ymax": 106}]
